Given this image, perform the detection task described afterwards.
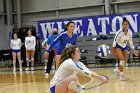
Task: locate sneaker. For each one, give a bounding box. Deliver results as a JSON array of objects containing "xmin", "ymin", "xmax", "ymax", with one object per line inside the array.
[
  {"xmin": 31, "ymin": 67, "xmax": 34, "ymax": 71},
  {"xmin": 115, "ymin": 63, "xmax": 118, "ymax": 67},
  {"xmin": 13, "ymin": 68, "xmax": 16, "ymax": 72},
  {"xmin": 118, "ymin": 75, "xmax": 127, "ymax": 81},
  {"xmin": 45, "ymin": 73, "xmax": 49, "ymax": 78},
  {"xmin": 20, "ymin": 68, "xmax": 22, "ymax": 72},
  {"xmin": 25, "ymin": 67, "xmax": 30, "ymax": 71},
  {"xmin": 68, "ymin": 81, "xmax": 84, "ymax": 92}
]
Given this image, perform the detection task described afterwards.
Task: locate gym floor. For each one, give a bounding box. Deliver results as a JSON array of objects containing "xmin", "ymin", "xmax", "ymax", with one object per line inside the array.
[{"xmin": 0, "ymin": 66, "xmax": 140, "ymax": 93}]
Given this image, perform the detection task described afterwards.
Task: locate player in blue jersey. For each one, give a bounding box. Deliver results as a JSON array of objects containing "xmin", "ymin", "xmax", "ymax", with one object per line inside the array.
[
  {"xmin": 112, "ymin": 17, "xmax": 138, "ymax": 80},
  {"xmin": 44, "ymin": 28, "xmax": 60, "ymax": 76},
  {"xmin": 44, "ymin": 21, "xmax": 77, "ymax": 70}
]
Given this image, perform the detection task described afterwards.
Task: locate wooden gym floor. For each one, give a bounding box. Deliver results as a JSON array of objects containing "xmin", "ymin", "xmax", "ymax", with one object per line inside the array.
[{"xmin": 0, "ymin": 66, "xmax": 140, "ymax": 93}]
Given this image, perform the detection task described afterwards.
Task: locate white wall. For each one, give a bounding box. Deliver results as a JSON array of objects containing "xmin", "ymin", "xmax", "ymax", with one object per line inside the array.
[
  {"xmin": 0, "ymin": 24, "xmax": 9, "ymax": 49},
  {"xmin": 58, "ymin": 0, "xmax": 103, "ymax": 8},
  {"xmin": 21, "ymin": 0, "xmax": 56, "ymax": 12}
]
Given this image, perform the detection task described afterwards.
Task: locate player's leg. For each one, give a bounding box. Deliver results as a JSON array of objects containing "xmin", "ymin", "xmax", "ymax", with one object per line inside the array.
[
  {"xmin": 31, "ymin": 50, "xmax": 35, "ymax": 71},
  {"xmin": 12, "ymin": 51, "xmax": 17, "ymax": 71},
  {"xmin": 25, "ymin": 50, "xmax": 30, "ymax": 71},
  {"xmin": 45, "ymin": 50, "xmax": 54, "ymax": 75},
  {"xmin": 53, "ymin": 72, "xmax": 82, "ymax": 93},
  {"xmin": 115, "ymin": 48, "xmax": 125, "ymax": 80},
  {"xmin": 17, "ymin": 51, "xmax": 22, "ymax": 71},
  {"xmin": 123, "ymin": 50, "xmax": 129, "ymax": 68},
  {"xmin": 55, "ymin": 55, "xmax": 61, "ymax": 70},
  {"xmin": 44, "ymin": 52, "xmax": 48, "ymax": 70}
]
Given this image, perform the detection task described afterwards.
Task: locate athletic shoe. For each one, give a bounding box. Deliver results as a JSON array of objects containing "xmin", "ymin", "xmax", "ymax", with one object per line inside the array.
[
  {"xmin": 115, "ymin": 63, "xmax": 118, "ymax": 67},
  {"xmin": 118, "ymin": 75, "xmax": 127, "ymax": 81},
  {"xmin": 31, "ymin": 67, "xmax": 34, "ymax": 71},
  {"xmin": 13, "ymin": 67, "xmax": 16, "ymax": 72},
  {"xmin": 45, "ymin": 73, "xmax": 49, "ymax": 78},
  {"xmin": 25, "ymin": 67, "xmax": 30, "ymax": 71}
]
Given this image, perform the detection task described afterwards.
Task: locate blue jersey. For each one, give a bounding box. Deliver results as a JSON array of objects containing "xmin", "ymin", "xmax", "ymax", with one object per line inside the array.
[
  {"xmin": 47, "ymin": 31, "xmax": 77, "ymax": 55},
  {"xmin": 47, "ymin": 34, "xmax": 60, "ymax": 49}
]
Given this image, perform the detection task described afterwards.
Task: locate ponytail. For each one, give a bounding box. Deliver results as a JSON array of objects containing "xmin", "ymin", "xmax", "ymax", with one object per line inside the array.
[
  {"xmin": 122, "ymin": 17, "xmax": 129, "ymax": 24},
  {"xmin": 59, "ymin": 45, "xmax": 77, "ymax": 65}
]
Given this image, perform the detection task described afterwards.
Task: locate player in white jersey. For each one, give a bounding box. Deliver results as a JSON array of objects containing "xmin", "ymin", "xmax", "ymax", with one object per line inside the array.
[
  {"xmin": 11, "ymin": 32, "xmax": 22, "ymax": 72},
  {"xmin": 112, "ymin": 17, "xmax": 138, "ymax": 80},
  {"xmin": 25, "ymin": 29, "xmax": 36, "ymax": 71},
  {"xmin": 50, "ymin": 45, "xmax": 108, "ymax": 93}
]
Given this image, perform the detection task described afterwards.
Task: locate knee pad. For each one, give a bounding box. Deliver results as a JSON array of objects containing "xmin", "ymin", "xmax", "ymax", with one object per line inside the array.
[
  {"xmin": 13, "ymin": 60, "xmax": 16, "ymax": 63},
  {"xmin": 26, "ymin": 58, "xmax": 29, "ymax": 61},
  {"xmin": 120, "ymin": 61, "xmax": 125, "ymax": 66},
  {"xmin": 31, "ymin": 57, "xmax": 34, "ymax": 61}
]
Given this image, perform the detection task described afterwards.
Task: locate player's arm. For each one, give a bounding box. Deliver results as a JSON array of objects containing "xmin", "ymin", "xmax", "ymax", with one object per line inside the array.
[
  {"xmin": 25, "ymin": 37, "xmax": 28, "ymax": 49},
  {"xmin": 10, "ymin": 40, "xmax": 13, "ymax": 49},
  {"xmin": 19, "ymin": 39, "xmax": 22, "ymax": 48},
  {"xmin": 128, "ymin": 32, "xmax": 134, "ymax": 49},
  {"xmin": 73, "ymin": 35, "xmax": 77, "ymax": 45},
  {"xmin": 46, "ymin": 34, "xmax": 62, "ymax": 52},
  {"xmin": 112, "ymin": 32, "xmax": 121, "ymax": 55},
  {"xmin": 69, "ymin": 62, "xmax": 108, "ymax": 83},
  {"xmin": 33, "ymin": 37, "xmax": 36, "ymax": 49},
  {"xmin": 129, "ymin": 32, "xmax": 138, "ymax": 56}
]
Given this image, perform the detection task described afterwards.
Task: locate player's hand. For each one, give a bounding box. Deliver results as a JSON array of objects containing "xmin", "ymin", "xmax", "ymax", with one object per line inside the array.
[
  {"xmin": 133, "ymin": 50, "xmax": 139, "ymax": 56},
  {"xmin": 44, "ymin": 52, "xmax": 49, "ymax": 59},
  {"xmin": 101, "ymin": 75, "xmax": 109, "ymax": 84}
]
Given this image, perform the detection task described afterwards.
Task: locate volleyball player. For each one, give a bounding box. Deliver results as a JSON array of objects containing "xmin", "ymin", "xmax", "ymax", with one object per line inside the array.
[
  {"xmin": 11, "ymin": 32, "xmax": 22, "ymax": 72},
  {"xmin": 45, "ymin": 21, "xmax": 77, "ymax": 70},
  {"xmin": 25, "ymin": 29, "xmax": 36, "ymax": 71},
  {"xmin": 112, "ymin": 17, "xmax": 138, "ymax": 80},
  {"xmin": 44, "ymin": 28, "xmax": 60, "ymax": 76},
  {"xmin": 50, "ymin": 45, "xmax": 108, "ymax": 93}
]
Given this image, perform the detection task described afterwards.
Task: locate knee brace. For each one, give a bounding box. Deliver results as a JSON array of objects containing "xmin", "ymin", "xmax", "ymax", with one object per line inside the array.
[
  {"xmin": 120, "ymin": 61, "xmax": 125, "ymax": 66},
  {"xmin": 26, "ymin": 58, "xmax": 29, "ymax": 61}
]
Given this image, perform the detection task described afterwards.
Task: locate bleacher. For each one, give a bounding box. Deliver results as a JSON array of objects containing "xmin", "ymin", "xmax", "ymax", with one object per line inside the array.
[{"xmin": 77, "ymin": 33, "xmax": 140, "ymax": 67}]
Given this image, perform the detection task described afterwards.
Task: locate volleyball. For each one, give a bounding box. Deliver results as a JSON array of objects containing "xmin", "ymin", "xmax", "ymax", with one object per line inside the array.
[{"xmin": 97, "ymin": 44, "xmax": 111, "ymax": 58}]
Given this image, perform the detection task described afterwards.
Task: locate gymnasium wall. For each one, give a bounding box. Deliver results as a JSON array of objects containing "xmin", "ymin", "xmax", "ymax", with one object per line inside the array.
[
  {"xmin": 0, "ymin": 0, "xmax": 140, "ymax": 49},
  {"xmin": 20, "ymin": 0, "xmax": 140, "ymax": 25},
  {"xmin": 0, "ymin": 24, "xmax": 11, "ymax": 49}
]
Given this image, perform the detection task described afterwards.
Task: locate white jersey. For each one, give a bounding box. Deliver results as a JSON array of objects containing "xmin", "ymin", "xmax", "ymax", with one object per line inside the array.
[
  {"xmin": 25, "ymin": 36, "xmax": 36, "ymax": 50},
  {"xmin": 11, "ymin": 38, "xmax": 22, "ymax": 50},
  {"xmin": 50, "ymin": 58, "xmax": 92, "ymax": 87},
  {"xmin": 112, "ymin": 29, "xmax": 134, "ymax": 49}
]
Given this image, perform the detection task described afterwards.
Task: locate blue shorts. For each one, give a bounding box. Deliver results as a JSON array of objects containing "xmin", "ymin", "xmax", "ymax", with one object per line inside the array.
[
  {"xmin": 12, "ymin": 49, "xmax": 21, "ymax": 53},
  {"xmin": 115, "ymin": 44, "xmax": 128, "ymax": 51},
  {"xmin": 50, "ymin": 85, "xmax": 55, "ymax": 93},
  {"xmin": 56, "ymin": 50, "xmax": 62, "ymax": 55}
]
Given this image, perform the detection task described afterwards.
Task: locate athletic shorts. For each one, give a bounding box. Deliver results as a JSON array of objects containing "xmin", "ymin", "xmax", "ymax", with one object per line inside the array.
[
  {"xmin": 12, "ymin": 49, "xmax": 21, "ymax": 53},
  {"xmin": 54, "ymin": 48, "xmax": 57, "ymax": 56},
  {"xmin": 50, "ymin": 85, "xmax": 55, "ymax": 93},
  {"xmin": 45, "ymin": 48, "xmax": 57, "ymax": 56},
  {"xmin": 115, "ymin": 43, "xmax": 129, "ymax": 51}
]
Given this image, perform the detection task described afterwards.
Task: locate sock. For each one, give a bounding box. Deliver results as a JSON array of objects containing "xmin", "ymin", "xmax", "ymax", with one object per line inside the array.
[{"xmin": 120, "ymin": 72, "xmax": 123, "ymax": 76}]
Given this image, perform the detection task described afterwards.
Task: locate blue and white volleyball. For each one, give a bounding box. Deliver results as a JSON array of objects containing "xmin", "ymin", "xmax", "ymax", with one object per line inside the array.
[{"xmin": 97, "ymin": 44, "xmax": 111, "ymax": 58}]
